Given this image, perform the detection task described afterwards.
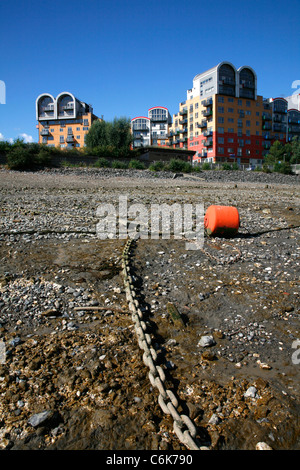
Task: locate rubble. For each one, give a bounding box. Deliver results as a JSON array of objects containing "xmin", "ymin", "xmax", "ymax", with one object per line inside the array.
[{"xmin": 0, "ymin": 167, "xmax": 299, "ymax": 450}]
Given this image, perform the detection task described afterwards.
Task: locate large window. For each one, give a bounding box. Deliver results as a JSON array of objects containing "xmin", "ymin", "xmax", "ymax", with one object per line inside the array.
[{"xmin": 149, "ymin": 108, "xmax": 167, "ymax": 121}]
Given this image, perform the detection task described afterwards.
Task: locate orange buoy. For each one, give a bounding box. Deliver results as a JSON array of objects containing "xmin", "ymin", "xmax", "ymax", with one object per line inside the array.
[{"xmin": 204, "ymin": 205, "xmax": 240, "ymax": 237}]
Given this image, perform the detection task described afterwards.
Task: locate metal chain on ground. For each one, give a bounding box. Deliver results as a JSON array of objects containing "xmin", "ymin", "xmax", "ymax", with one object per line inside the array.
[
  {"xmin": 121, "ymin": 238, "xmax": 209, "ymax": 451},
  {"xmin": 200, "ymin": 238, "xmax": 242, "ymax": 265}
]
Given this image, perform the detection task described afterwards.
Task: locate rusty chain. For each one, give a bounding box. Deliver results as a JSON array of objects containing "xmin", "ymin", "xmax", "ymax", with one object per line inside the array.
[{"xmin": 122, "ymin": 238, "xmax": 209, "ymax": 451}]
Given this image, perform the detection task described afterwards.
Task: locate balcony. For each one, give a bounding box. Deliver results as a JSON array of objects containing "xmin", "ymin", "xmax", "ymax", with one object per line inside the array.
[
  {"xmin": 263, "ymin": 134, "xmax": 272, "ymax": 140},
  {"xmin": 240, "ymin": 80, "xmax": 255, "ymax": 89},
  {"xmin": 179, "ymin": 119, "xmax": 188, "ymax": 125},
  {"xmin": 262, "ymin": 123, "xmax": 271, "ymax": 130},
  {"xmin": 289, "ymin": 126, "xmax": 300, "ymax": 134},
  {"xmin": 180, "ymin": 127, "xmax": 188, "ymax": 134},
  {"xmin": 203, "ymin": 98, "xmax": 213, "ymax": 107},
  {"xmin": 179, "ymin": 108, "xmax": 188, "ymax": 115},
  {"xmin": 273, "ymin": 115, "xmax": 283, "ymax": 123},
  {"xmin": 273, "ymin": 124, "xmax": 286, "ymax": 132},
  {"xmin": 197, "ymin": 121, "xmax": 207, "ymax": 128},
  {"xmin": 288, "ymin": 117, "xmax": 300, "ymax": 124},
  {"xmin": 203, "ymin": 138, "xmax": 213, "ymax": 147},
  {"xmin": 220, "ymin": 77, "xmax": 235, "ymax": 85},
  {"xmin": 262, "ymin": 113, "xmax": 272, "ymax": 121},
  {"xmin": 203, "ymin": 129, "xmax": 213, "ymax": 137},
  {"xmin": 202, "ymin": 109, "xmax": 212, "ymax": 117},
  {"xmin": 66, "ymin": 135, "xmax": 74, "ymax": 143},
  {"xmin": 151, "ymin": 115, "xmax": 167, "ymax": 122},
  {"xmin": 43, "ymin": 105, "xmax": 54, "ymax": 112},
  {"xmin": 273, "ymin": 107, "xmax": 287, "ymax": 114},
  {"xmin": 62, "ymin": 103, "xmax": 74, "ymax": 111},
  {"xmin": 41, "ymin": 129, "xmax": 50, "ymax": 136},
  {"xmin": 263, "ymin": 141, "xmax": 271, "ymax": 149}
]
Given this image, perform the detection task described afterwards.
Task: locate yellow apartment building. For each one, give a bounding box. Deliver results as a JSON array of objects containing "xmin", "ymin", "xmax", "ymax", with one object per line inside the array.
[{"xmin": 36, "ymin": 92, "xmax": 100, "ymax": 148}]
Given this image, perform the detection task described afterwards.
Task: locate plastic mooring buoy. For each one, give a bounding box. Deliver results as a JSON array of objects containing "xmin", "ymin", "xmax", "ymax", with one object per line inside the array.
[{"xmin": 204, "ymin": 205, "xmax": 240, "ymax": 237}]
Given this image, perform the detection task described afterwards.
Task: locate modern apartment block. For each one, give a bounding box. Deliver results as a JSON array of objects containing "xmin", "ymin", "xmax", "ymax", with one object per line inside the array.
[
  {"xmin": 36, "ymin": 92, "xmax": 99, "ymax": 148},
  {"xmin": 168, "ymin": 62, "xmax": 300, "ymax": 165},
  {"xmin": 131, "ymin": 106, "xmax": 171, "ymax": 148}
]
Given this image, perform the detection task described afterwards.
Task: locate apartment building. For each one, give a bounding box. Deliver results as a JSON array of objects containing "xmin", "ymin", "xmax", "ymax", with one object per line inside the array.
[
  {"xmin": 168, "ymin": 62, "xmax": 300, "ymax": 165},
  {"xmin": 131, "ymin": 106, "xmax": 171, "ymax": 148},
  {"xmin": 36, "ymin": 92, "xmax": 99, "ymax": 148}
]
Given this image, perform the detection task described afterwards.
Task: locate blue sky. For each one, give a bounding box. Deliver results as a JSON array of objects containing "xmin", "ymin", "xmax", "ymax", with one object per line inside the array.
[{"xmin": 0, "ymin": 0, "xmax": 299, "ymax": 143}]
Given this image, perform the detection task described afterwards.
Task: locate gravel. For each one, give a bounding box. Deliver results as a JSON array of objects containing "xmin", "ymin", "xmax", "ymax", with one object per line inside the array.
[{"xmin": 0, "ymin": 167, "xmax": 299, "ymax": 450}]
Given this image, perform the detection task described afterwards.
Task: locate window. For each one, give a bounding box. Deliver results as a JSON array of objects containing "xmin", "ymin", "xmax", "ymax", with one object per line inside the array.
[
  {"xmin": 246, "ymin": 120, "xmax": 251, "ymax": 127},
  {"xmin": 238, "ymin": 99, "xmax": 242, "ymax": 106},
  {"xmin": 246, "ymin": 100, "xmax": 251, "ymax": 107},
  {"xmin": 77, "ymin": 127, "xmax": 80, "ymax": 131},
  {"xmin": 60, "ymin": 128, "xmax": 64, "ymax": 132},
  {"xmin": 228, "ymin": 108, "xmax": 234, "ymax": 113},
  {"xmin": 218, "ymin": 137, "xmax": 224, "ymax": 143},
  {"xmin": 256, "ymin": 111, "xmax": 260, "ymax": 116},
  {"xmin": 218, "ymin": 147, "xmax": 224, "ymax": 153},
  {"xmin": 246, "ymin": 130, "xmax": 250, "ymax": 136},
  {"xmin": 84, "ymin": 119, "xmax": 89, "ymax": 126},
  {"xmin": 228, "ymin": 97, "xmax": 234, "ymax": 102},
  {"xmin": 218, "ymin": 106, "xmax": 224, "ymax": 113},
  {"xmin": 218, "ymin": 117, "xmax": 224, "ymax": 123},
  {"xmin": 60, "ymin": 136, "xmax": 64, "ymax": 143},
  {"xmin": 218, "ymin": 96, "xmax": 224, "ymax": 103},
  {"xmin": 228, "ymin": 128, "xmax": 234, "ymax": 133},
  {"xmin": 218, "ymin": 127, "xmax": 224, "ymax": 133},
  {"xmin": 228, "ymin": 118, "xmax": 234, "ymax": 123},
  {"xmin": 246, "ymin": 139, "xmax": 251, "ymax": 144},
  {"xmin": 50, "ymin": 129, "xmax": 54, "ymax": 132},
  {"xmin": 228, "ymin": 137, "xmax": 234, "ymax": 143},
  {"xmin": 77, "ymin": 136, "xmax": 80, "ymax": 139},
  {"xmin": 246, "ymin": 110, "xmax": 251, "ymax": 115}
]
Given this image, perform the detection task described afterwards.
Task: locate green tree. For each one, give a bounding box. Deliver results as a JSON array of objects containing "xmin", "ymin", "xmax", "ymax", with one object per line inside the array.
[
  {"xmin": 85, "ymin": 120, "xmax": 109, "ymax": 148},
  {"xmin": 265, "ymin": 140, "xmax": 285, "ymax": 165},
  {"xmin": 291, "ymin": 136, "xmax": 300, "ymax": 164},
  {"xmin": 85, "ymin": 117, "xmax": 132, "ymax": 151}
]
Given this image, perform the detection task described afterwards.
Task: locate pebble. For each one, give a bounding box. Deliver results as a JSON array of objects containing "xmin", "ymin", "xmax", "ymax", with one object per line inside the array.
[
  {"xmin": 255, "ymin": 442, "xmax": 273, "ymax": 450},
  {"xmin": 28, "ymin": 410, "xmax": 53, "ymax": 428},
  {"xmin": 244, "ymin": 386, "xmax": 257, "ymax": 398},
  {"xmin": 198, "ymin": 335, "xmax": 216, "ymax": 348}
]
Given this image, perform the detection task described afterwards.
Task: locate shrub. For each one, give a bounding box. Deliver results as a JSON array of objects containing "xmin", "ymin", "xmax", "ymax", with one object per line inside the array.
[
  {"xmin": 274, "ymin": 161, "xmax": 292, "ymax": 174},
  {"xmin": 202, "ymin": 162, "xmax": 211, "ymax": 170},
  {"xmin": 7, "ymin": 146, "xmax": 51, "ymax": 170},
  {"xmin": 222, "ymin": 162, "xmax": 232, "ymax": 170},
  {"xmin": 94, "ymin": 157, "xmax": 111, "ymax": 168},
  {"xmin": 149, "ymin": 161, "xmax": 166, "ymax": 171},
  {"xmin": 231, "ymin": 162, "xmax": 239, "ymax": 171},
  {"xmin": 192, "ymin": 165, "xmax": 202, "ymax": 172},
  {"xmin": 111, "ymin": 160, "xmax": 128, "ymax": 169},
  {"xmin": 167, "ymin": 158, "xmax": 188, "ymax": 172},
  {"xmin": 128, "ymin": 159, "xmax": 145, "ymax": 169}
]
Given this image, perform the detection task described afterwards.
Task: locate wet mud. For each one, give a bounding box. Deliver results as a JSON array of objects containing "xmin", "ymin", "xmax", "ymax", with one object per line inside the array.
[{"xmin": 0, "ymin": 168, "xmax": 299, "ymax": 450}]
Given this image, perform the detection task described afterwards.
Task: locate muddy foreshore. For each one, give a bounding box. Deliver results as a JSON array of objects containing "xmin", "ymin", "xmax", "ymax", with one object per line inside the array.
[{"xmin": 0, "ymin": 168, "xmax": 299, "ymax": 450}]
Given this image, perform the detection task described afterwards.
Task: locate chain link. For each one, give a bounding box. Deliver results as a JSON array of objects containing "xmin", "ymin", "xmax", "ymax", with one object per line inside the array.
[{"xmin": 122, "ymin": 238, "xmax": 209, "ymax": 451}]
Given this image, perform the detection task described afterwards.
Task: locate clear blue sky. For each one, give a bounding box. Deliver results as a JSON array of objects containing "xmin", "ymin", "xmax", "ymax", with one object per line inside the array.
[{"xmin": 0, "ymin": 0, "xmax": 299, "ymax": 143}]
